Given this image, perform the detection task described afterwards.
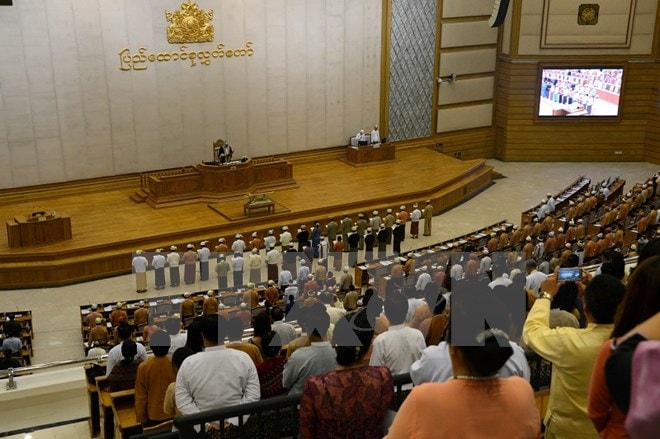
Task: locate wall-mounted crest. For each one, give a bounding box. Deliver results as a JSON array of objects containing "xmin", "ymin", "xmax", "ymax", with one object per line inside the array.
[
  {"xmin": 577, "ymin": 4, "xmax": 599, "ymax": 25},
  {"xmin": 165, "ymin": 1, "xmax": 214, "ymax": 44}
]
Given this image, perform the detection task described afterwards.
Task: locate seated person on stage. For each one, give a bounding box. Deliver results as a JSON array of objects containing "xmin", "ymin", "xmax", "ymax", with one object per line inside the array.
[
  {"xmin": 217, "ymin": 142, "xmax": 233, "ymax": 164},
  {"xmin": 356, "ymin": 129, "xmax": 368, "ymax": 146}
]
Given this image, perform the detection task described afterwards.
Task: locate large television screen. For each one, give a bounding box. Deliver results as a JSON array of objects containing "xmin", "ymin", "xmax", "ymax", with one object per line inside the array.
[{"xmin": 537, "ymin": 67, "xmax": 624, "ymax": 117}]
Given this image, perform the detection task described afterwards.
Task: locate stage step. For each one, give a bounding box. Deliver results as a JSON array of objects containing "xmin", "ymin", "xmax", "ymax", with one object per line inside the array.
[{"xmin": 129, "ymin": 190, "xmax": 148, "ymax": 204}]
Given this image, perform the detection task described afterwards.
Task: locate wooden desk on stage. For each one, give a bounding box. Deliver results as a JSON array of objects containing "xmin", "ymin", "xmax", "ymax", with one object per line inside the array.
[
  {"xmin": 134, "ymin": 157, "xmax": 296, "ymax": 208},
  {"xmin": 346, "ymin": 143, "xmax": 395, "ymax": 165},
  {"xmin": 6, "ymin": 213, "xmax": 72, "ymax": 248},
  {"xmin": 244, "ymin": 200, "xmax": 275, "ymax": 216}
]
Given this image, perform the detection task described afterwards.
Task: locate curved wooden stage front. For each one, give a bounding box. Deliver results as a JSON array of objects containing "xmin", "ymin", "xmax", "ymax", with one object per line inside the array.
[{"xmin": 0, "ymin": 146, "xmax": 493, "ymax": 289}]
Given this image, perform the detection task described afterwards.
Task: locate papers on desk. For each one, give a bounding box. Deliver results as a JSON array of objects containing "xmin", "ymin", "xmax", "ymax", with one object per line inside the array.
[
  {"xmin": 81, "ymin": 309, "xmax": 90, "ymax": 315},
  {"xmin": 171, "ymin": 298, "xmax": 183, "ymax": 304},
  {"xmin": 149, "ymin": 302, "xmax": 158, "ymax": 306},
  {"xmin": 358, "ymin": 265, "xmax": 368, "ymax": 271},
  {"xmin": 413, "ymin": 252, "xmax": 422, "ymax": 257},
  {"xmin": 104, "ymin": 306, "xmax": 112, "ymax": 312},
  {"xmin": 380, "ymin": 260, "xmax": 393, "ymax": 266}
]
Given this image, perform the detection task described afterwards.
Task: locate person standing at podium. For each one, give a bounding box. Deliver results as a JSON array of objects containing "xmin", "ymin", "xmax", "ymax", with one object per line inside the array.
[
  {"xmin": 167, "ymin": 246, "xmax": 181, "ymax": 287},
  {"xmin": 132, "ymin": 250, "xmax": 149, "ymax": 293},
  {"xmin": 371, "ymin": 125, "xmax": 380, "ymax": 144},
  {"xmin": 182, "ymin": 244, "xmax": 198, "ymax": 285}
]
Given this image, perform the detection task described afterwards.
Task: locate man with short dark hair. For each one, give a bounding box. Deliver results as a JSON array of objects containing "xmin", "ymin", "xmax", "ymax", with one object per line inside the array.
[
  {"xmin": 270, "ymin": 307, "xmax": 297, "ymax": 346},
  {"xmin": 226, "ymin": 316, "xmax": 263, "ymax": 366},
  {"xmin": 231, "ymin": 252, "xmax": 245, "ymax": 287},
  {"xmin": 175, "ymin": 315, "xmax": 260, "ymax": 425},
  {"xmin": 135, "ymin": 330, "xmax": 175, "ymax": 426},
  {"xmin": 282, "ymin": 303, "xmax": 336, "ymax": 394},
  {"xmin": 524, "ymin": 259, "xmax": 547, "ymax": 294},
  {"xmin": 105, "ymin": 324, "xmax": 147, "ymax": 376},
  {"xmin": 523, "ymin": 273, "xmax": 625, "ymax": 439},
  {"xmin": 369, "ymin": 291, "xmax": 425, "ymax": 374},
  {"xmin": 165, "ymin": 317, "xmax": 187, "ymax": 356}
]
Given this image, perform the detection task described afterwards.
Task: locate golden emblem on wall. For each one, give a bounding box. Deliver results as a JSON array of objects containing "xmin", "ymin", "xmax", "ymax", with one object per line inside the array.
[
  {"xmin": 165, "ymin": 1, "xmax": 214, "ymax": 44},
  {"xmin": 577, "ymin": 4, "xmax": 599, "ymax": 25}
]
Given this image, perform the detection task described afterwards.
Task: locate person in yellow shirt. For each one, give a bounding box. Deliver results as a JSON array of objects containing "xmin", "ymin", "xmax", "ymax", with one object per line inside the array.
[{"xmin": 523, "ymin": 271, "xmax": 625, "ymax": 439}]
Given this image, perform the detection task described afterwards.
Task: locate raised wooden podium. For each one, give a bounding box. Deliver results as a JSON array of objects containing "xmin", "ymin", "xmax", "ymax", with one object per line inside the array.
[
  {"xmin": 132, "ymin": 157, "xmax": 297, "ymax": 208},
  {"xmin": 6, "ymin": 211, "xmax": 72, "ymax": 248},
  {"xmin": 345, "ymin": 143, "xmax": 395, "ymax": 166}
]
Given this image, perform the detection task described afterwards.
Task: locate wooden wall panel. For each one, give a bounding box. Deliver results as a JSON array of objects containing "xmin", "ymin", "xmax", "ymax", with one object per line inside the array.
[
  {"xmin": 495, "ymin": 60, "xmax": 655, "ymax": 162},
  {"xmin": 645, "ymin": 61, "xmax": 660, "ymax": 164}
]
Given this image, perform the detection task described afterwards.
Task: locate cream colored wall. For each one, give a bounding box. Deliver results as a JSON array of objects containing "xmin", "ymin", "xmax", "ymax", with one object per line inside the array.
[
  {"xmin": 518, "ymin": 0, "xmax": 658, "ymax": 55},
  {"xmin": 436, "ymin": 0, "xmax": 497, "ymax": 134},
  {"xmin": 0, "ymin": 0, "xmax": 381, "ymax": 189}
]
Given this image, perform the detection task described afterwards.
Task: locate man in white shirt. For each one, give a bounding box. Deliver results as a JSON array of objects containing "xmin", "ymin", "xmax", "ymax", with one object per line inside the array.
[
  {"xmin": 489, "ymin": 272, "xmax": 513, "ymax": 289},
  {"xmin": 265, "ymin": 243, "xmax": 280, "ymax": 283},
  {"xmin": 478, "ymin": 249, "xmax": 492, "ymax": 275},
  {"xmin": 263, "ymin": 230, "xmax": 276, "ymax": 250},
  {"xmin": 296, "ymin": 259, "xmax": 310, "ymax": 289},
  {"xmin": 370, "ymin": 291, "xmax": 425, "ymax": 374},
  {"xmin": 231, "ymin": 234, "xmax": 246, "ymax": 254},
  {"xmin": 410, "ymin": 339, "xmax": 531, "ymax": 385},
  {"xmin": 282, "ymin": 303, "xmax": 336, "ymax": 394},
  {"xmin": 166, "ymin": 245, "xmax": 180, "ymax": 287},
  {"xmin": 320, "ymin": 291, "xmax": 346, "ymax": 325},
  {"xmin": 165, "ymin": 316, "xmax": 187, "ymax": 356},
  {"xmin": 404, "ymin": 285, "xmax": 425, "ymax": 324},
  {"xmin": 370, "ymin": 125, "xmax": 380, "ymax": 144},
  {"xmin": 450, "ymin": 262, "xmax": 464, "ymax": 282},
  {"xmin": 176, "ymin": 314, "xmax": 260, "ymax": 425},
  {"xmin": 524, "ymin": 259, "xmax": 547, "ymax": 294},
  {"xmin": 132, "ymin": 250, "xmax": 149, "ymax": 293},
  {"xmin": 231, "ymin": 252, "xmax": 245, "ymax": 287},
  {"xmin": 546, "ymin": 192, "xmax": 557, "ymax": 212},
  {"xmin": 151, "ymin": 248, "xmax": 166, "ymax": 290},
  {"xmin": 415, "ymin": 266, "xmax": 432, "ymax": 291},
  {"xmin": 270, "ymin": 307, "xmax": 297, "ymax": 345},
  {"xmin": 198, "ymin": 241, "xmax": 211, "ymax": 281},
  {"xmin": 279, "ymin": 267, "xmax": 293, "ymax": 291},
  {"xmin": 279, "ymin": 226, "xmax": 292, "ymax": 251},
  {"xmin": 105, "ymin": 324, "xmax": 148, "ymax": 376}
]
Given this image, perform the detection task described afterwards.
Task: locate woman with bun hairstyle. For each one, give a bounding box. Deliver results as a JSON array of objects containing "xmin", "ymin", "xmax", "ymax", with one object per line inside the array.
[{"xmin": 386, "ymin": 309, "xmax": 540, "ymax": 438}]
